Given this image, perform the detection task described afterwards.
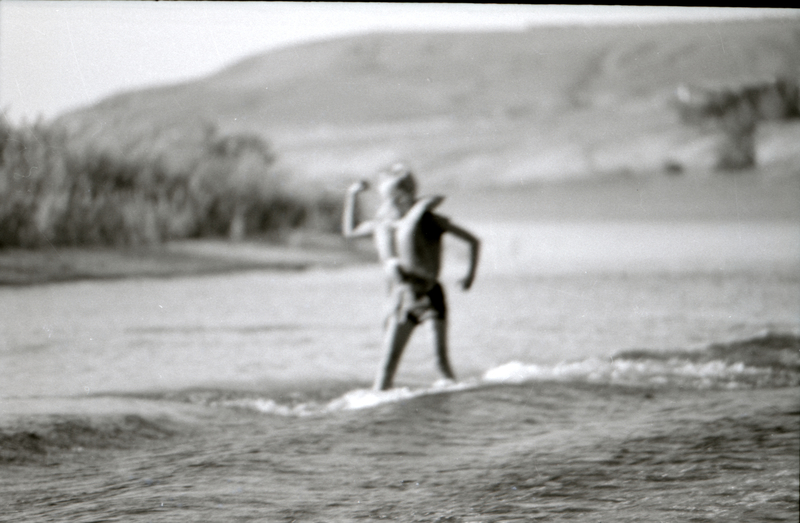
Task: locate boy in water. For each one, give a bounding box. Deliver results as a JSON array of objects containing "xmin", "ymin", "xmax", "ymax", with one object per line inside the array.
[{"xmin": 343, "ymin": 163, "xmax": 480, "ymax": 390}]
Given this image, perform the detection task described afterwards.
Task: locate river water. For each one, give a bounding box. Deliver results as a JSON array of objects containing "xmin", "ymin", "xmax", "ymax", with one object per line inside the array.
[{"xmin": 1, "ymin": 220, "xmax": 798, "ymax": 522}]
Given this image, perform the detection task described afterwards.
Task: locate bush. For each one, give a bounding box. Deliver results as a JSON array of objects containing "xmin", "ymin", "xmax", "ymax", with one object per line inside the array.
[{"xmin": 0, "ymin": 118, "xmax": 342, "ymax": 248}]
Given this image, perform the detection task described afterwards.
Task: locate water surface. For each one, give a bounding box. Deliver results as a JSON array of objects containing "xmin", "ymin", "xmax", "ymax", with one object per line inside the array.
[{"xmin": 1, "ymin": 220, "xmax": 798, "ymax": 522}]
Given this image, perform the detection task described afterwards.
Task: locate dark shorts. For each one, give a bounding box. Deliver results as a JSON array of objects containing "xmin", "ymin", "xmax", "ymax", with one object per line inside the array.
[{"xmin": 389, "ymin": 280, "xmax": 447, "ymax": 325}]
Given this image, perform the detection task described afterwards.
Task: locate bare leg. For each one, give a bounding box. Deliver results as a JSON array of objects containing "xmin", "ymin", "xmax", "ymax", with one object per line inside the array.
[
  {"xmin": 430, "ymin": 318, "xmax": 456, "ymax": 381},
  {"xmin": 374, "ymin": 316, "xmax": 416, "ymax": 391}
]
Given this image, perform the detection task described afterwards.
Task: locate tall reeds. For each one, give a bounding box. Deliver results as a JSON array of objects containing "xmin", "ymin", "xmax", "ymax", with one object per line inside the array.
[{"xmin": 0, "ymin": 118, "xmax": 341, "ymax": 248}]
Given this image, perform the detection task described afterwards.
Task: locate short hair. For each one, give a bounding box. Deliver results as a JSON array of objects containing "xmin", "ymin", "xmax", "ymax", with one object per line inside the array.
[{"xmin": 378, "ymin": 163, "xmax": 416, "ymax": 200}]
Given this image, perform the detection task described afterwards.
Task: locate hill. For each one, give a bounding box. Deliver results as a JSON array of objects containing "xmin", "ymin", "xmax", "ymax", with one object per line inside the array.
[{"xmin": 56, "ymin": 17, "xmax": 800, "ymax": 190}]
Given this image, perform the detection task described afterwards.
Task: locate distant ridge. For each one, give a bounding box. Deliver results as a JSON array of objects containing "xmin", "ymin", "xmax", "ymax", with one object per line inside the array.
[{"xmin": 57, "ymin": 17, "xmax": 800, "ymax": 187}]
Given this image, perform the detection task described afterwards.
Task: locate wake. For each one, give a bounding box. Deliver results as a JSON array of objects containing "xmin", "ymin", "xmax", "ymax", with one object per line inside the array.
[
  {"xmin": 218, "ymin": 331, "xmax": 799, "ymax": 417},
  {"xmin": 220, "ymin": 379, "xmax": 481, "ymax": 417}
]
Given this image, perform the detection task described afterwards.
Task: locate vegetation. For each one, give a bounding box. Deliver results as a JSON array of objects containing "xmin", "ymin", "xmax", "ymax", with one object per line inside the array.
[
  {"xmin": 673, "ymin": 77, "xmax": 800, "ymax": 170},
  {"xmin": 0, "ymin": 118, "xmax": 342, "ymax": 248}
]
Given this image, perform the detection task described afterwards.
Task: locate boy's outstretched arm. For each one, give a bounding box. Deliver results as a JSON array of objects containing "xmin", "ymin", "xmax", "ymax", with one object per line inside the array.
[
  {"xmin": 342, "ymin": 180, "xmax": 374, "ymax": 239},
  {"xmin": 446, "ymin": 221, "xmax": 480, "ymax": 290}
]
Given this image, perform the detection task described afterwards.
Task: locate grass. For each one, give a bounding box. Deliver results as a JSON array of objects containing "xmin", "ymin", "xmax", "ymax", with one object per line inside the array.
[{"xmin": 0, "ymin": 118, "xmax": 343, "ymax": 249}]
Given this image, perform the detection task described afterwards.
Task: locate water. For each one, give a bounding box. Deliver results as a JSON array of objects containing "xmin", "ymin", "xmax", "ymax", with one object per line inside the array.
[{"xmin": 1, "ymin": 221, "xmax": 798, "ymax": 522}]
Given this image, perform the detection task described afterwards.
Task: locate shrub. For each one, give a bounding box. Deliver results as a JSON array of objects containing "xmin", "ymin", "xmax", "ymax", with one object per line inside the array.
[{"xmin": 0, "ymin": 118, "xmax": 342, "ymax": 248}]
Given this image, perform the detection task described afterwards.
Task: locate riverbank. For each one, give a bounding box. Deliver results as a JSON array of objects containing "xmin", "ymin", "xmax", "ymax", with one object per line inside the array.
[
  {"xmin": 2, "ymin": 170, "xmax": 797, "ymax": 286},
  {"xmin": 0, "ymin": 234, "xmax": 375, "ymax": 286}
]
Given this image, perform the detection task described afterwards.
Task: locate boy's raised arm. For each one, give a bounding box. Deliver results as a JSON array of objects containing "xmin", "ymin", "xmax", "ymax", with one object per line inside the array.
[
  {"xmin": 445, "ymin": 221, "xmax": 480, "ymax": 290},
  {"xmin": 342, "ymin": 181, "xmax": 374, "ymax": 238}
]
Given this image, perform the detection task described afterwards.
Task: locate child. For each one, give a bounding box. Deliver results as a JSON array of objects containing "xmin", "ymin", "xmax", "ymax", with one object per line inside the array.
[{"xmin": 342, "ymin": 163, "xmax": 480, "ymax": 390}]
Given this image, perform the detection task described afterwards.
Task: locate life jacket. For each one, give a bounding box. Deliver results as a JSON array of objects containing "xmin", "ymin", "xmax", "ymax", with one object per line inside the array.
[{"xmin": 393, "ymin": 195, "xmax": 447, "ymax": 283}]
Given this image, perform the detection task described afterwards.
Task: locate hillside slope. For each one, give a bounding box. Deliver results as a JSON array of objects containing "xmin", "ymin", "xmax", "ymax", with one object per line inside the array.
[{"xmin": 57, "ymin": 17, "xmax": 800, "ymax": 189}]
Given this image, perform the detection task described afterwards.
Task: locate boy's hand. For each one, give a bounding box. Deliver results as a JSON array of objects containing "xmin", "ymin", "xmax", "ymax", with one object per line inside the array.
[
  {"xmin": 425, "ymin": 195, "xmax": 445, "ymax": 208},
  {"xmin": 459, "ymin": 274, "xmax": 474, "ymax": 291},
  {"xmin": 384, "ymin": 258, "xmax": 403, "ymax": 281},
  {"xmin": 348, "ymin": 180, "xmax": 369, "ymax": 194}
]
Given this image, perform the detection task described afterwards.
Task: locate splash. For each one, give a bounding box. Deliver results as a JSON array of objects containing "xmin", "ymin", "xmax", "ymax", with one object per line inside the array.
[
  {"xmin": 484, "ymin": 331, "xmax": 800, "ymax": 389},
  {"xmin": 325, "ymin": 379, "xmax": 477, "ymax": 411},
  {"xmin": 218, "ymin": 379, "xmax": 478, "ymax": 417},
  {"xmin": 211, "ymin": 332, "xmax": 800, "ymax": 417}
]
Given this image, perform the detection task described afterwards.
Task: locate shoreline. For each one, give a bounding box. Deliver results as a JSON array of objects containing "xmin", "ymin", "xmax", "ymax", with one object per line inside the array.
[
  {"xmin": 0, "ymin": 236, "xmax": 376, "ymax": 287},
  {"xmin": 3, "ymin": 172, "xmax": 798, "ymax": 286}
]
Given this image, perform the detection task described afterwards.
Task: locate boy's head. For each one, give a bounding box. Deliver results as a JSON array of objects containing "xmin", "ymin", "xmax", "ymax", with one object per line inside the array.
[{"xmin": 378, "ymin": 163, "xmax": 417, "ymax": 213}]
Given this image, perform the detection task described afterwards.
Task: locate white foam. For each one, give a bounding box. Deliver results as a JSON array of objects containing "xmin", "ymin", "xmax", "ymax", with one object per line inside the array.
[
  {"xmin": 482, "ymin": 358, "xmax": 774, "ymax": 389},
  {"xmin": 218, "ymin": 379, "xmax": 480, "ymax": 417},
  {"xmin": 325, "ymin": 379, "xmax": 478, "ymax": 412},
  {"xmin": 325, "ymin": 387, "xmax": 418, "ymax": 411},
  {"xmin": 218, "ymin": 397, "xmax": 319, "ymax": 417},
  {"xmin": 217, "ymin": 356, "xmax": 785, "ymax": 418}
]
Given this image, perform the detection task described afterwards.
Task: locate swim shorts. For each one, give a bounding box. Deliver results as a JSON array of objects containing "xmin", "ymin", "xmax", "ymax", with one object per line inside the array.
[{"xmin": 388, "ymin": 278, "xmax": 447, "ymax": 325}]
